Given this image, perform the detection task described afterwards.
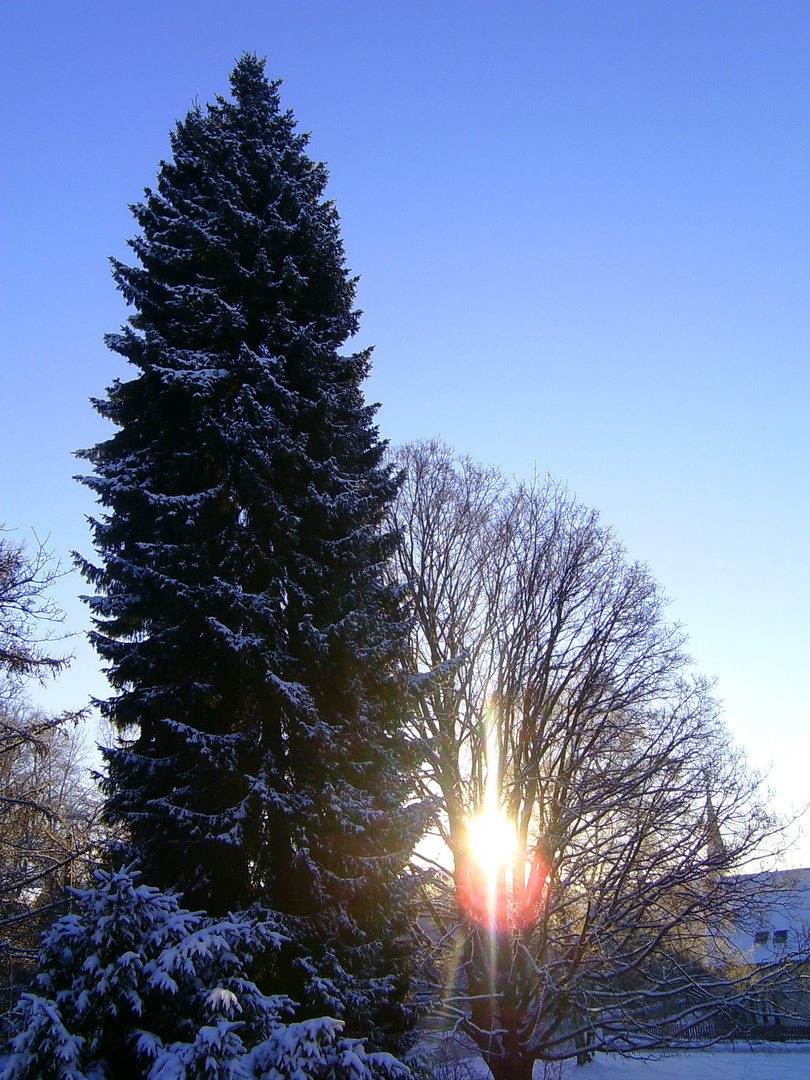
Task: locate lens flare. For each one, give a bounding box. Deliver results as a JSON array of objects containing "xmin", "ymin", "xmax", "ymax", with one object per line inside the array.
[{"xmin": 467, "ymin": 808, "xmax": 517, "ymax": 880}]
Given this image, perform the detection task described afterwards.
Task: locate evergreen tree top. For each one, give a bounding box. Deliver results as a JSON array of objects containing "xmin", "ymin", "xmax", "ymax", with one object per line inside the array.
[{"xmin": 107, "ymin": 52, "xmax": 358, "ymax": 372}]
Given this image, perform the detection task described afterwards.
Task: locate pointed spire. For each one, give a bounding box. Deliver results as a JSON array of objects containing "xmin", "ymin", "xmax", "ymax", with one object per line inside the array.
[{"xmin": 705, "ymin": 776, "xmax": 726, "ymax": 861}]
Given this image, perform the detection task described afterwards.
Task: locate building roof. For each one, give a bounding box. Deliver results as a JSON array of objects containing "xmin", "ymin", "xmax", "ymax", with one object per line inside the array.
[{"xmin": 727, "ymin": 868, "xmax": 810, "ymax": 965}]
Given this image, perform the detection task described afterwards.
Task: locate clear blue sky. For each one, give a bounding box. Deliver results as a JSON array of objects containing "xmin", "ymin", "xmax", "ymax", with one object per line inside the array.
[{"xmin": 1, "ymin": 2, "xmax": 808, "ymax": 863}]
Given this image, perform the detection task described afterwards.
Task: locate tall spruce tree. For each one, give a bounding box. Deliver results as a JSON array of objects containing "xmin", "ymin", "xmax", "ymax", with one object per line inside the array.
[{"xmin": 76, "ymin": 55, "xmax": 421, "ymax": 1046}]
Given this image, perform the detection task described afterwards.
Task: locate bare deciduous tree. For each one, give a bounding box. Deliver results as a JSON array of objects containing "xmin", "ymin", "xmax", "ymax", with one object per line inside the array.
[
  {"xmin": 0, "ymin": 529, "xmax": 100, "ymax": 1012},
  {"xmin": 0, "ymin": 529, "xmax": 70, "ymax": 697},
  {"xmin": 392, "ymin": 441, "xmax": 795, "ymax": 1080},
  {"xmin": 0, "ymin": 704, "xmax": 101, "ymax": 1011}
]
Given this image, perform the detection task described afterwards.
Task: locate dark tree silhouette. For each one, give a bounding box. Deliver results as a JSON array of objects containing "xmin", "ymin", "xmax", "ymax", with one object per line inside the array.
[{"xmin": 76, "ymin": 57, "xmax": 421, "ymax": 1046}]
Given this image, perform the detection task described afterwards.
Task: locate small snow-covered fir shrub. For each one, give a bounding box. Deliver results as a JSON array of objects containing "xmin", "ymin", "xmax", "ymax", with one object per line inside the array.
[{"xmin": 2, "ymin": 866, "xmax": 409, "ymax": 1080}]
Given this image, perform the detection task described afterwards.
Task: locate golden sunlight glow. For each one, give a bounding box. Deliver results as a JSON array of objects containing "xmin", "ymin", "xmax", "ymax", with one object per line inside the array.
[
  {"xmin": 465, "ymin": 703, "xmax": 517, "ymax": 881},
  {"xmin": 467, "ymin": 808, "xmax": 517, "ymax": 880}
]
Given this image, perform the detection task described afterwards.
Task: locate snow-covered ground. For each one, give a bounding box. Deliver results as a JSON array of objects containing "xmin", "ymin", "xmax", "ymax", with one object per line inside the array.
[
  {"xmin": 549, "ymin": 1045, "xmax": 810, "ymax": 1079},
  {"xmin": 439, "ymin": 1043, "xmax": 810, "ymax": 1079}
]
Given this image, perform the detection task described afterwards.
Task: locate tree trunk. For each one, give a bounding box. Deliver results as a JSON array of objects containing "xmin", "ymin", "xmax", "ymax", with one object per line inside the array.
[{"xmin": 485, "ymin": 1048, "xmax": 535, "ymax": 1080}]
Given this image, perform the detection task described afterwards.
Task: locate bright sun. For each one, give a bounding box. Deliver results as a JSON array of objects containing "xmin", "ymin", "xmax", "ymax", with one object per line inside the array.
[{"xmin": 467, "ymin": 809, "xmax": 517, "ymax": 879}]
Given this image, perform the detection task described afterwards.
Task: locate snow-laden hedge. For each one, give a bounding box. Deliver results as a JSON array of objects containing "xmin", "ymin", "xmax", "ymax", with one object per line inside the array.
[{"xmin": 2, "ymin": 866, "xmax": 409, "ymax": 1080}]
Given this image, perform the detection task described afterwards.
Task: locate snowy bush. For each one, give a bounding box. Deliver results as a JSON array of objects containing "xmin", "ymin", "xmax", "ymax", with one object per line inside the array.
[{"xmin": 2, "ymin": 866, "xmax": 409, "ymax": 1080}]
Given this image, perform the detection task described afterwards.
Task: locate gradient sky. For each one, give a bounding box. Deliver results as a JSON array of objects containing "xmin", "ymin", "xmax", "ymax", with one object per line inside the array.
[{"xmin": 1, "ymin": 1, "xmax": 808, "ymax": 864}]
